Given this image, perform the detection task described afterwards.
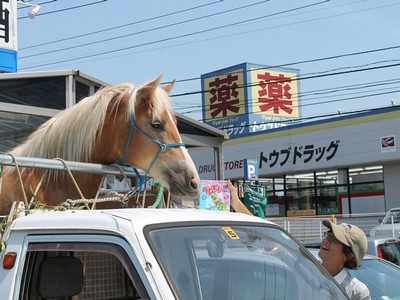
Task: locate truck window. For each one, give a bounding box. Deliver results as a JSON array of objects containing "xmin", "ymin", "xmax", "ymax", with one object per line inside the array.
[{"xmin": 18, "ymin": 242, "xmax": 149, "ymax": 300}]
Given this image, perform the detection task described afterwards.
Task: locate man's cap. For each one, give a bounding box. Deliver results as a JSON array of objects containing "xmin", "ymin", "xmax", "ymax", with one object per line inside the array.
[{"xmin": 322, "ymin": 220, "xmax": 367, "ymax": 267}]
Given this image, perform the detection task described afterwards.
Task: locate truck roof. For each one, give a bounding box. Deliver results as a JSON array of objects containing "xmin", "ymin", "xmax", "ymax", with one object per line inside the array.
[{"xmin": 9, "ymin": 208, "xmax": 272, "ymax": 235}]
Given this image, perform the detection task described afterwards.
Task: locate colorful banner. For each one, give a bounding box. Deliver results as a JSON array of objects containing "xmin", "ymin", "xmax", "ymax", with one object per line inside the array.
[
  {"xmin": 197, "ymin": 180, "xmax": 230, "ymax": 211},
  {"xmin": 244, "ymin": 184, "xmax": 267, "ymax": 218}
]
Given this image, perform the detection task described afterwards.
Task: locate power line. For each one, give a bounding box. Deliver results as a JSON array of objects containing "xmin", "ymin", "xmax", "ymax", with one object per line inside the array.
[
  {"xmin": 176, "ymin": 76, "xmax": 400, "ymax": 114},
  {"xmin": 19, "ymin": 1, "xmax": 399, "ymax": 71},
  {"xmin": 15, "ymin": 1, "xmax": 400, "ymax": 124},
  {"xmin": 19, "ymin": 1, "xmax": 327, "ymax": 62},
  {"xmin": 19, "ymin": 0, "xmax": 225, "ymax": 50},
  {"xmin": 170, "ymin": 64, "xmax": 400, "ymax": 118},
  {"xmin": 19, "ymin": 0, "xmax": 270, "ymax": 59},
  {"xmin": 18, "ymin": 0, "xmax": 108, "ymax": 20},
  {"xmin": 177, "ymin": 83, "xmax": 400, "ymax": 118},
  {"xmin": 202, "ymin": 103, "xmax": 400, "ymax": 131},
  {"xmin": 170, "ymin": 57, "xmax": 400, "ymax": 98}
]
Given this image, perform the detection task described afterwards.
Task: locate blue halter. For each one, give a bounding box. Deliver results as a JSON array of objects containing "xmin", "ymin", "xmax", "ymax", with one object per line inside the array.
[{"xmin": 120, "ymin": 114, "xmax": 185, "ymax": 192}]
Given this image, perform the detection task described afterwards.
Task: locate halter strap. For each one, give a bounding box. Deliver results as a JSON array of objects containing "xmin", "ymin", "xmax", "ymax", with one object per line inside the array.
[
  {"xmin": 124, "ymin": 114, "xmax": 185, "ymax": 159},
  {"xmin": 120, "ymin": 114, "xmax": 185, "ymax": 193}
]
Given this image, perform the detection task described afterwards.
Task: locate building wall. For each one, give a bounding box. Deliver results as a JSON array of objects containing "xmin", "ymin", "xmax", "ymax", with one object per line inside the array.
[
  {"xmin": 383, "ymin": 162, "xmax": 400, "ymax": 209},
  {"xmin": 191, "ymin": 107, "xmax": 400, "ymax": 179}
]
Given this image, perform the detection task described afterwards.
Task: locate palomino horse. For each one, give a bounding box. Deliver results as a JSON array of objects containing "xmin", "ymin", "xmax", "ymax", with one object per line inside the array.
[{"xmin": 0, "ymin": 76, "xmax": 200, "ymax": 215}]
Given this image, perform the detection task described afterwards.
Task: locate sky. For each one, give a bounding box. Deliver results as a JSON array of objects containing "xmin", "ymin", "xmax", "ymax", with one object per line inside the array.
[{"xmin": 15, "ymin": 0, "xmax": 400, "ymax": 122}]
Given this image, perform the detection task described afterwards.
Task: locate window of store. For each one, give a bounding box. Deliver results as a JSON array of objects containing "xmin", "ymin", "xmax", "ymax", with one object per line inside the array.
[
  {"xmin": 259, "ymin": 165, "xmax": 384, "ymax": 217},
  {"xmin": 349, "ymin": 166, "xmax": 384, "ymax": 191},
  {"xmin": 0, "ymin": 76, "xmax": 66, "ymax": 109},
  {"xmin": 76, "ymin": 81, "xmax": 90, "ymax": 102},
  {"xmin": 263, "ymin": 178, "xmax": 286, "ymax": 217},
  {"xmin": 76, "ymin": 81, "xmax": 103, "ymax": 103},
  {"xmin": 285, "ymin": 174, "xmax": 315, "ymax": 216}
]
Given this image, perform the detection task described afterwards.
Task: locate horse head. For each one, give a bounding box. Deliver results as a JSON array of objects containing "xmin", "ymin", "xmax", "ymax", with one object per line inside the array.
[{"xmin": 106, "ymin": 76, "xmax": 201, "ymax": 200}]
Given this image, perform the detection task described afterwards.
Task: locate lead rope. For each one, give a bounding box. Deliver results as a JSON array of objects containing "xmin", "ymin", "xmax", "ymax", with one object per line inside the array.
[
  {"xmin": 166, "ymin": 189, "xmax": 171, "ymax": 208},
  {"xmin": 150, "ymin": 182, "xmax": 164, "ymax": 208},
  {"xmin": 28, "ymin": 171, "xmax": 46, "ymax": 210},
  {"xmin": 110, "ymin": 163, "xmax": 137, "ymax": 208},
  {"xmin": 141, "ymin": 180, "xmax": 147, "ymax": 208},
  {"xmin": 55, "ymin": 158, "xmax": 90, "ymax": 210},
  {"xmin": 8, "ymin": 153, "xmax": 28, "ymax": 207},
  {"xmin": 60, "ymin": 193, "xmax": 129, "ymax": 210},
  {"xmin": 90, "ymin": 175, "xmax": 106, "ymax": 210}
]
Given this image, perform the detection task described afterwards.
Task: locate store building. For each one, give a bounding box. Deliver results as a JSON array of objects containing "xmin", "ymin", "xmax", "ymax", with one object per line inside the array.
[
  {"xmin": 190, "ymin": 105, "xmax": 400, "ymax": 217},
  {"xmin": 192, "ymin": 62, "xmax": 400, "ymax": 217}
]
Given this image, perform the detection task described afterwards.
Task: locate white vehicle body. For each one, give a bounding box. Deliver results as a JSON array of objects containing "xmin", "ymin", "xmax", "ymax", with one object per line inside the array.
[
  {"xmin": 0, "ymin": 208, "xmax": 349, "ymax": 299},
  {"xmin": 370, "ymin": 207, "xmax": 400, "ymax": 237}
]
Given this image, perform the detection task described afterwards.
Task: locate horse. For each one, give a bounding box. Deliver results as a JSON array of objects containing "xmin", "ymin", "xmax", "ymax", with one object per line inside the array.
[{"xmin": 0, "ymin": 76, "xmax": 200, "ymax": 215}]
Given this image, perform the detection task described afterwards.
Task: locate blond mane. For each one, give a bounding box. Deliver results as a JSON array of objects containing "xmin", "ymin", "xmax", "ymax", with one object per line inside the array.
[{"xmin": 11, "ymin": 81, "xmax": 174, "ymax": 162}]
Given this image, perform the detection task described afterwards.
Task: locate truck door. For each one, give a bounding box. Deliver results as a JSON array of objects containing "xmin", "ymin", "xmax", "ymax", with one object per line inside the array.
[{"xmin": 16, "ymin": 235, "xmax": 153, "ymax": 300}]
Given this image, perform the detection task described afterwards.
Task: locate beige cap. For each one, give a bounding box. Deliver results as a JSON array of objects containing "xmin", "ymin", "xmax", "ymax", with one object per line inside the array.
[{"xmin": 322, "ymin": 220, "xmax": 367, "ymax": 267}]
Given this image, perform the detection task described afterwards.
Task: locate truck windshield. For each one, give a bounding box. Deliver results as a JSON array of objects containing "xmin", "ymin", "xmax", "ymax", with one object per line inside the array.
[{"xmin": 146, "ymin": 223, "xmax": 348, "ymax": 300}]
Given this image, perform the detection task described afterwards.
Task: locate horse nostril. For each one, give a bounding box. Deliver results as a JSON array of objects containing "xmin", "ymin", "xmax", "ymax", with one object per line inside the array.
[{"xmin": 189, "ymin": 177, "xmax": 198, "ymax": 190}]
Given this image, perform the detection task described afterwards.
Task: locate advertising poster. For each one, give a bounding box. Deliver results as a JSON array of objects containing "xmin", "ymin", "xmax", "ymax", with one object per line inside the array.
[{"xmin": 197, "ymin": 180, "xmax": 230, "ymax": 211}]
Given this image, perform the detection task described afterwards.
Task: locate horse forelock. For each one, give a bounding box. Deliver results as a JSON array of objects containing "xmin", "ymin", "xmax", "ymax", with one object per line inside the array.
[{"xmin": 11, "ymin": 83, "xmax": 136, "ymax": 163}]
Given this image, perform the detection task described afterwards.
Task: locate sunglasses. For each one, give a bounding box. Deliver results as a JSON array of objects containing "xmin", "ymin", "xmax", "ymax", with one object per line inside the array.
[{"xmin": 323, "ymin": 231, "xmax": 341, "ymax": 244}]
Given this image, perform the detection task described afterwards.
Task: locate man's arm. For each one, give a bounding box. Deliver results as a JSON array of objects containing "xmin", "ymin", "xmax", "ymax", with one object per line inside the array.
[{"xmin": 228, "ymin": 180, "xmax": 253, "ymax": 216}]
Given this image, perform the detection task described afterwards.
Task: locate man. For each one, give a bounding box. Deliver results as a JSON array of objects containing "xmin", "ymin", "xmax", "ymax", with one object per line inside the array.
[{"xmin": 319, "ymin": 220, "xmax": 371, "ymax": 300}]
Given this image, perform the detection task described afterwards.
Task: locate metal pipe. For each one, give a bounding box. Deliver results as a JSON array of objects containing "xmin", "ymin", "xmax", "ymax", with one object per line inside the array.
[{"xmin": 0, "ymin": 155, "xmax": 139, "ymax": 177}]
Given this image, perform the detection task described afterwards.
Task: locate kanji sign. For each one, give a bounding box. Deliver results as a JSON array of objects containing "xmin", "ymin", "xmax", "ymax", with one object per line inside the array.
[
  {"xmin": 201, "ymin": 63, "xmax": 301, "ymax": 139},
  {"xmin": 203, "ymin": 70, "xmax": 245, "ymax": 120},
  {"xmin": 259, "ymin": 140, "xmax": 340, "ymax": 168},
  {"xmin": 250, "ymin": 68, "xmax": 299, "ymax": 118},
  {"xmin": 0, "ymin": 0, "xmax": 17, "ymax": 72},
  {"xmin": 196, "ymin": 140, "xmax": 341, "ymax": 178}
]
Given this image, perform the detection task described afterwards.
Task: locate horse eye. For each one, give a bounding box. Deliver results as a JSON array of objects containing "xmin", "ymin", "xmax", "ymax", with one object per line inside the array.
[{"xmin": 151, "ymin": 121, "xmax": 162, "ymax": 129}]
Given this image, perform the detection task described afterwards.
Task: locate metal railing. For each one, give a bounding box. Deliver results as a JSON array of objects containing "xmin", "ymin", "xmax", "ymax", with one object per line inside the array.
[
  {"xmin": 0, "ymin": 155, "xmax": 143, "ymax": 219},
  {"xmin": 0, "ymin": 154, "xmax": 139, "ymax": 177},
  {"xmin": 268, "ymin": 212, "xmax": 386, "ymax": 242}
]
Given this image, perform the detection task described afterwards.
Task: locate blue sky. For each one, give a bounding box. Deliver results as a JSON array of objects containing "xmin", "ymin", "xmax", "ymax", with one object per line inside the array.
[{"xmin": 16, "ymin": 0, "xmax": 400, "ymax": 121}]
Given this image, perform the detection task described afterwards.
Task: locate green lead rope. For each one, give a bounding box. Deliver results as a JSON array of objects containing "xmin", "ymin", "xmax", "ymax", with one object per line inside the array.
[{"xmin": 150, "ymin": 182, "xmax": 164, "ymax": 208}]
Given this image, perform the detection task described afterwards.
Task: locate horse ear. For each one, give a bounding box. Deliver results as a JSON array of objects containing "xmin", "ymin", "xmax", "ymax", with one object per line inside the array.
[
  {"xmin": 162, "ymin": 79, "xmax": 176, "ymax": 94},
  {"xmin": 136, "ymin": 75, "xmax": 163, "ymax": 101}
]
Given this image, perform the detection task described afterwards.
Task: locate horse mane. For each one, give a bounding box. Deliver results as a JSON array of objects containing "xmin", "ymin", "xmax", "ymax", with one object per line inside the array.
[{"xmin": 10, "ymin": 80, "xmax": 174, "ymax": 163}]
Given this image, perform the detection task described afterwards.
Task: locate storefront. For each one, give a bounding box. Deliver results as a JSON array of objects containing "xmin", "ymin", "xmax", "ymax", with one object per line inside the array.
[{"xmin": 190, "ymin": 106, "xmax": 400, "ymax": 217}]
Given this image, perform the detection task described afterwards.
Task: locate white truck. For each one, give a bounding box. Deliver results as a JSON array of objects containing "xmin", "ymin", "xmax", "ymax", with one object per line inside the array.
[
  {"xmin": 0, "ymin": 205, "xmax": 349, "ymax": 299},
  {"xmin": 370, "ymin": 207, "xmax": 400, "ymax": 237}
]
